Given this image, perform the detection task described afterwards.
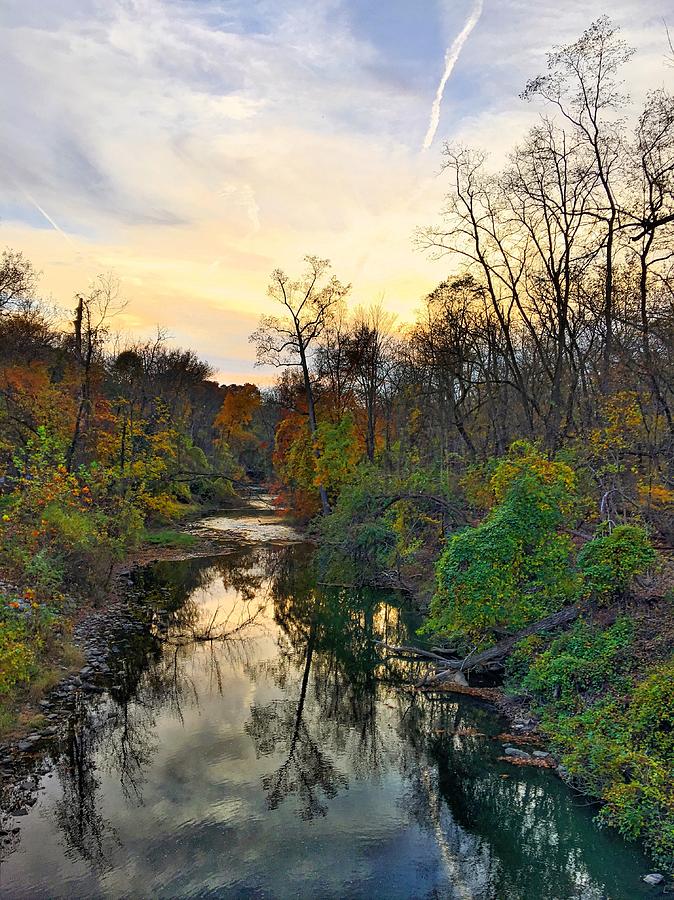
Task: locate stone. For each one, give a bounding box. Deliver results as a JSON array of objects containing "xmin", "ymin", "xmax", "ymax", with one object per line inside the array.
[
  {"xmin": 643, "ymin": 874, "xmax": 664, "ymax": 886},
  {"xmin": 504, "ymin": 747, "xmax": 531, "ymax": 759},
  {"xmin": 532, "ymin": 751, "xmax": 550, "ymax": 759}
]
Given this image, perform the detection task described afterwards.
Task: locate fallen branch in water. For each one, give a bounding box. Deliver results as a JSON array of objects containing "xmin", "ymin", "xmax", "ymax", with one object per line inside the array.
[
  {"xmin": 422, "ymin": 605, "xmax": 581, "ymax": 683},
  {"xmin": 374, "ymin": 641, "xmax": 459, "ymax": 665},
  {"xmin": 377, "ymin": 606, "xmax": 582, "ymax": 684},
  {"xmin": 497, "ymin": 755, "xmax": 556, "ymax": 769}
]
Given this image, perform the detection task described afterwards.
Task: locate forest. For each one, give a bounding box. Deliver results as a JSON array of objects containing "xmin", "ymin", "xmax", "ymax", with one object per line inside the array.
[{"xmin": 1, "ymin": 17, "xmax": 673, "ymax": 873}]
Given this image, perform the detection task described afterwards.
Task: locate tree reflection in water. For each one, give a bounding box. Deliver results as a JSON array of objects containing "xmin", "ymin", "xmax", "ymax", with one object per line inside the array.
[
  {"xmin": 51, "ymin": 698, "xmax": 119, "ymax": 870},
  {"xmin": 12, "ymin": 543, "xmax": 651, "ymax": 900}
]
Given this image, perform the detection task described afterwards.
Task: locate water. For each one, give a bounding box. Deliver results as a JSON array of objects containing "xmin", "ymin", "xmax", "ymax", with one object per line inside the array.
[{"xmin": 0, "ymin": 514, "xmax": 656, "ymax": 899}]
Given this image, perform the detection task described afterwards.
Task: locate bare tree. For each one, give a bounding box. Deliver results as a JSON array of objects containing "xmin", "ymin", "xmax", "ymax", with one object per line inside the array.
[
  {"xmin": 522, "ymin": 16, "xmax": 634, "ymax": 391},
  {"xmin": 67, "ymin": 274, "xmax": 126, "ymax": 470},
  {"xmin": 250, "ymin": 256, "xmax": 349, "ymax": 514},
  {"xmin": 0, "ymin": 248, "xmax": 38, "ymax": 315},
  {"xmin": 347, "ymin": 303, "xmax": 397, "ymax": 463}
]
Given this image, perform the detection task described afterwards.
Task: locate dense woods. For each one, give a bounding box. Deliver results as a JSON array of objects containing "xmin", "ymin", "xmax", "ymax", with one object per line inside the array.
[{"xmin": 1, "ymin": 16, "xmax": 673, "ymax": 872}]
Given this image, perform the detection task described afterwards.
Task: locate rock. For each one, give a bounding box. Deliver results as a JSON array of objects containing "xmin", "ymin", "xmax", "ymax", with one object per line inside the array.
[
  {"xmin": 451, "ymin": 671, "xmax": 468, "ymax": 686},
  {"xmin": 16, "ymin": 741, "xmax": 34, "ymax": 752},
  {"xmin": 12, "ymin": 809, "xmax": 28, "ymax": 817},
  {"xmin": 504, "ymin": 747, "xmax": 531, "ymax": 759},
  {"xmin": 532, "ymin": 751, "xmax": 550, "ymax": 759},
  {"xmin": 643, "ymin": 874, "xmax": 664, "ymax": 886}
]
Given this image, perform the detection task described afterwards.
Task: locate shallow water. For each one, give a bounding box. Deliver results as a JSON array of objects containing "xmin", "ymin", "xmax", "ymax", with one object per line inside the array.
[{"xmin": 0, "ymin": 521, "xmax": 656, "ymax": 899}]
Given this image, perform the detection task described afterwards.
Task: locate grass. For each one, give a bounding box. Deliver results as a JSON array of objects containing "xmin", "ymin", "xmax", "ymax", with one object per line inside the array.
[
  {"xmin": 0, "ymin": 639, "xmax": 85, "ymax": 740},
  {"xmin": 141, "ymin": 528, "xmax": 198, "ymax": 549}
]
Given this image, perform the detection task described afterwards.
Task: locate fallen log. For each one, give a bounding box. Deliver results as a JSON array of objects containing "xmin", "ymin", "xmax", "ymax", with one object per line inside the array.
[
  {"xmin": 497, "ymin": 755, "xmax": 556, "ymax": 769},
  {"xmin": 418, "ymin": 682, "xmax": 503, "ymax": 701},
  {"xmin": 422, "ymin": 605, "xmax": 581, "ymax": 683},
  {"xmin": 373, "ymin": 641, "xmax": 455, "ymax": 665}
]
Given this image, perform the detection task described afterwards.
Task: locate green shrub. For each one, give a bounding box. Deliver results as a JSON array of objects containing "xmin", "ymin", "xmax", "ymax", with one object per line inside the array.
[
  {"xmin": 628, "ymin": 661, "xmax": 674, "ymax": 759},
  {"xmin": 543, "ymin": 669, "xmax": 674, "ymax": 868},
  {"xmin": 520, "ymin": 618, "xmax": 633, "ymax": 707},
  {"xmin": 0, "ymin": 595, "xmax": 59, "ymax": 696},
  {"xmin": 578, "ymin": 524, "xmax": 656, "ymax": 602},
  {"xmin": 0, "ymin": 615, "xmax": 36, "ymax": 695},
  {"xmin": 425, "ymin": 445, "xmax": 582, "ymax": 645}
]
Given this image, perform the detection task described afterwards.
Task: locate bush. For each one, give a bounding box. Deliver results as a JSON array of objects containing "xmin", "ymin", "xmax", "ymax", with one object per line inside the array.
[
  {"xmin": 0, "ymin": 593, "xmax": 59, "ymax": 696},
  {"xmin": 519, "ymin": 618, "xmax": 633, "ymax": 707},
  {"xmin": 578, "ymin": 524, "xmax": 656, "ymax": 602},
  {"xmin": 509, "ymin": 626, "xmax": 674, "ymax": 869},
  {"xmin": 425, "ymin": 444, "xmax": 581, "ymax": 645},
  {"xmin": 628, "ymin": 661, "xmax": 674, "ymax": 759},
  {"xmin": 1, "ymin": 428, "xmax": 143, "ymax": 594},
  {"xmin": 0, "ymin": 615, "xmax": 36, "ymax": 696},
  {"xmin": 539, "ymin": 663, "xmax": 674, "ymax": 869}
]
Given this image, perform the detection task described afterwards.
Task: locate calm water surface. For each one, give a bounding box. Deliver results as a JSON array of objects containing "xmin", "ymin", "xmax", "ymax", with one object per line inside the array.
[{"xmin": 0, "ymin": 512, "xmax": 656, "ymax": 898}]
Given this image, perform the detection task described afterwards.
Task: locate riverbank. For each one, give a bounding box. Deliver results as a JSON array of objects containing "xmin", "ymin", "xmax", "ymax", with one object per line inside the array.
[
  {"xmin": 394, "ymin": 577, "xmax": 674, "ymax": 875},
  {"xmin": 0, "ymin": 497, "xmax": 293, "ymax": 743}
]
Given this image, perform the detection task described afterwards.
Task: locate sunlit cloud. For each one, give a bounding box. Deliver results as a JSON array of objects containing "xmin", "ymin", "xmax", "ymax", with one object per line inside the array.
[{"xmin": 0, "ymin": 0, "xmax": 671, "ymax": 383}]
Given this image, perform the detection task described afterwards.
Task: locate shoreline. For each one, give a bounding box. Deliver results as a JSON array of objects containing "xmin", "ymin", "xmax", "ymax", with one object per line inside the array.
[{"xmin": 0, "ymin": 499, "xmax": 298, "ymax": 747}]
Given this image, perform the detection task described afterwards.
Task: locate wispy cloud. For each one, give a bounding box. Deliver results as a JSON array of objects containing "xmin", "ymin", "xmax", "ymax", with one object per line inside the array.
[
  {"xmin": 422, "ymin": 0, "xmax": 484, "ymax": 150},
  {"xmin": 1, "ymin": 0, "xmax": 670, "ymax": 383}
]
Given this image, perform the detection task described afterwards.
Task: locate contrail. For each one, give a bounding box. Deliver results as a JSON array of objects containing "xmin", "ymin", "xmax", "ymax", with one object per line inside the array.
[
  {"xmin": 20, "ymin": 188, "xmax": 78, "ymax": 250},
  {"xmin": 422, "ymin": 0, "xmax": 484, "ymax": 151}
]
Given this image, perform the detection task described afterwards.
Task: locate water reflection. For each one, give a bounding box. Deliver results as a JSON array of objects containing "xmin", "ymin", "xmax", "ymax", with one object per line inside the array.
[{"xmin": 0, "ymin": 544, "xmax": 655, "ymax": 899}]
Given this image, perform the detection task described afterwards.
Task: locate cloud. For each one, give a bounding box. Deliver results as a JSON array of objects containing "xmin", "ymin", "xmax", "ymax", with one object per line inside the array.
[{"xmin": 0, "ymin": 0, "xmax": 671, "ymax": 384}]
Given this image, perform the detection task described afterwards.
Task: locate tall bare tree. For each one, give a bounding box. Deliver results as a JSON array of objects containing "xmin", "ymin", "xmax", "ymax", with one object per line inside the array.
[{"xmin": 251, "ymin": 256, "xmax": 349, "ymax": 514}]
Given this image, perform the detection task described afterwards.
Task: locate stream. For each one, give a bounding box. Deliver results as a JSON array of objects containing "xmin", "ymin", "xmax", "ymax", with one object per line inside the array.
[{"xmin": 0, "ymin": 508, "xmax": 657, "ymax": 898}]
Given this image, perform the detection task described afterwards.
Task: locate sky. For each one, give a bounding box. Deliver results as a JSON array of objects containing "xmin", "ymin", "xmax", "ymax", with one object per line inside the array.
[{"xmin": 1, "ymin": 0, "xmax": 672, "ymax": 384}]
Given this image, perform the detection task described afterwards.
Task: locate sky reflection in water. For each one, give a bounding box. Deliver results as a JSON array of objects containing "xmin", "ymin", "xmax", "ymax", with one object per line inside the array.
[{"xmin": 0, "ymin": 544, "xmax": 655, "ymax": 899}]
